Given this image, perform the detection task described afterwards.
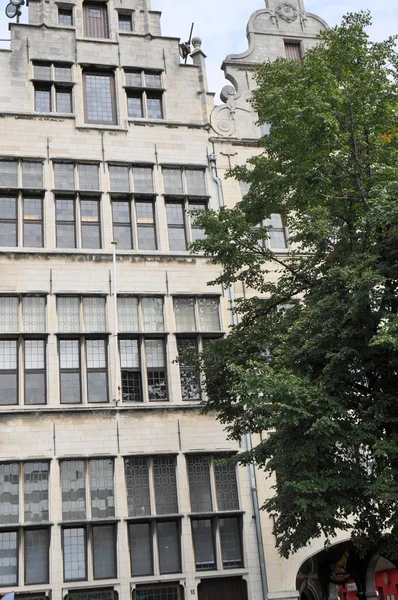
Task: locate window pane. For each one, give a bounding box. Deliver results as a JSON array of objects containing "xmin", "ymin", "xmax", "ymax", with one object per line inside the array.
[
  {"xmin": 199, "ymin": 298, "xmax": 221, "ymax": 331},
  {"xmin": 55, "ymin": 65, "xmax": 72, "ymax": 81},
  {"xmin": 219, "ymin": 517, "xmax": 243, "ymax": 568},
  {"xmin": 24, "ymin": 197, "xmax": 43, "ymax": 247},
  {"xmin": 127, "ymin": 94, "xmax": 143, "ymax": 118},
  {"xmin": 109, "ymin": 165, "xmax": 130, "ymax": 192},
  {"xmin": 0, "ymin": 196, "xmax": 16, "ymax": 219},
  {"xmin": 269, "ymin": 228, "xmax": 287, "ymax": 249},
  {"xmin": 34, "ymin": 63, "xmax": 51, "ymax": 80},
  {"xmin": 0, "ymin": 341, "xmax": 17, "ymax": 405},
  {"xmin": 79, "ymin": 164, "xmax": 99, "ymax": 191},
  {"xmin": 145, "ymin": 339, "xmax": 165, "ymax": 368},
  {"xmin": 35, "ymin": 87, "xmax": 51, "ymax": 112},
  {"xmin": 25, "ymin": 339, "xmax": 45, "ymax": 370},
  {"xmin": 24, "ymin": 222, "xmax": 43, "ymax": 247},
  {"xmin": 163, "ymin": 169, "xmax": 183, "ymax": 194},
  {"xmin": 56, "ymin": 88, "xmax": 72, "ymax": 113},
  {"xmin": 0, "ymin": 464, "xmax": 19, "ymax": 524},
  {"xmin": 192, "ymin": 519, "xmax": 215, "ymax": 570},
  {"xmin": 61, "ymin": 460, "xmax": 86, "ymax": 520},
  {"xmin": 147, "ymin": 96, "xmax": 163, "ymax": 119},
  {"xmin": 81, "ymin": 198, "xmax": 101, "ymax": 224},
  {"xmin": 54, "ymin": 163, "xmax": 75, "ymax": 189},
  {"xmin": 58, "ymin": 296, "xmax": 80, "ymax": 332},
  {"xmin": 145, "ymin": 72, "xmax": 162, "ymax": 89},
  {"xmin": 63, "ymin": 527, "xmax": 86, "ymax": 580},
  {"xmin": 83, "ymin": 297, "xmax": 106, "ymax": 332},
  {"xmin": 25, "ymin": 529, "xmax": 49, "ymax": 584},
  {"xmin": 153, "ymin": 457, "xmax": 178, "ymax": 515},
  {"xmin": 168, "ymin": 227, "xmax": 186, "ymax": 251},
  {"xmin": 86, "ymin": 339, "xmax": 106, "ymax": 368},
  {"xmin": 87, "ymin": 373, "xmax": 108, "ymax": 403},
  {"xmin": 0, "ymin": 296, "xmax": 18, "ymax": 332},
  {"xmin": 158, "ymin": 521, "xmax": 180, "ymax": 574},
  {"xmin": 60, "ymin": 340, "xmax": 81, "ymax": 405},
  {"xmin": 24, "ymin": 462, "xmax": 49, "ymax": 522},
  {"xmin": 0, "ymin": 197, "xmax": 17, "ymax": 246},
  {"xmin": 23, "ymin": 296, "xmax": 46, "ymax": 332},
  {"xmin": 137, "ymin": 225, "xmax": 156, "ymax": 251},
  {"xmin": 93, "ymin": 525, "xmax": 116, "ymax": 579},
  {"xmin": 124, "ymin": 457, "xmax": 150, "ymax": 517},
  {"xmin": 125, "ymin": 71, "xmax": 142, "ymax": 87},
  {"xmin": 82, "ymin": 224, "xmax": 101, "ymax": 249},
  {"xmin": 57, "ymin": 224, "xmax": 76, "ymax": 248},
  {"xmin": 59, "ymin": 8, "xmax": 73, "ymax": 25},
  {"xmin": 189, "ymin": 202, "xmax": 206, "ymax": 242},
  {"xmin": 129, "ymin": 523, "xmax": 152, "ymax": 576},
  {"xmin": 186, "ymin": 170, "xmax": 206, "ymax": 195},
  {"xmin": 142, "ymin": 297, "xmax": 164, "ymax": 332},
  {"xmin": 85, "ymin": 74, "xmax": 115, "ymax": 123},
  {"xmin": 118, "ymin": 296, "xmax": 139, "ymax": 332},
  {"xmin": 133, "ymin": 167, "xmax": 153, "ymax": 193},
  {"xmin": 119, "ymin": 13, "xmax": 132, "ymax": 31},
  {"xmin": 187, "ymin": 455, "xmax": 212, "ymax": 513},
  {"xmin": 173, "ymin": 297, "xmax": 195, "ymax": 331},
  {"xmin": 215, "ymin": 460, "xmax": 239, "ymax": 511},
  {"xmin": 135, "ymin": 588, "xmax": 179, "ymax": 600},
  {"xmin": 22, "ymin": 162, "xmax": 43, "ymax": 188},
  {"xmin": 120, "ymin": 339, "xmax": 140, "ymax": 369},
  {"xmin": 0, "ymin": 162, "xmax": 17, "ymax": 188},
  {"xmin": 25, "ymin": 340, "xmax": 46, "ymax": 405},
  {"xmin": 177, "ymin": 339, "xmax": 201, "ymax": 401},
  {"xmin": 0, "ymin": 531, "xmax": 18, "ymax": 585},
  {"xmin": 122, "ymin": 370, "xmax": 142, "ymax": 403},
  {"xmin": 90, "ymin": 459, "xmax": 114, "ymax": 518},
  {"xmin": 86, "ymin": 340, "xmax": 108, "ymax": 403}
]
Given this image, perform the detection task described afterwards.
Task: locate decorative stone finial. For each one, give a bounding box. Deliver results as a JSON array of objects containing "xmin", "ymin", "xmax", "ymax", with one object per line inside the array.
[{"xmin": 192, "ymin": 36, "xmax": 202, "ymax": 50}]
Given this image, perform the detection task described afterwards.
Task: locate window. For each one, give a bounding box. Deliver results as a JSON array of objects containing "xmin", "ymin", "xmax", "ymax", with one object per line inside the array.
[
  {"xmin": 118, "ymin": 296, "xmax": 167, "ymax": 402},
  {"xmin": 173, "ymin": 296, "xmax": 221, "ymax": 401},
  {"xmin": 125, "ymin": 70, "xmax": 163, "ymax": 119},
  {"xmin": 0, "ymin": 160, "xmax": 44, "ymax": 247},
  {"xmin": 133, "ymin": 586, "xmax": 182, "ymax": 600},
  {"xmin": 57, "ymin": 296, "xmax": 108, "ymax": 404},
  {"xmin": 239, "ymin": 182, "xmax": 288, "ymax": 249},
  {"xmin": 84, "ymin": 72, "xmax": 116, "ymax": 124},
  {"xmin": 53, "ymin": 162, "xmax": 101, "ymax": 249},
  {"xmin": 125, "ymin": 456, "xmax": 181, "ymax": 576},
  {"xmin": 187, "ymin": 455, "xmax": 243, "ymax": 571},
  {"xmin": 61, "ymin": 459, "xmax": 116, "ymax": 582},
  {"xmin": 163, "ymin": 167, "xmax": 207, "ymax": 251},
  {"xmin": 118, "ymin": 12, "xmax": 133, "ymax": 31},
  {"xmin": 83, "ymin": 2, "xmax": 109, "ymax": 38},
  {"xmin": 285, "ymin": 41, "xmax": 302, "ymax": 61},
  {"xmin": 109, "ymin": 165, "xmax": 156, "ymax": 250},
  {"xmin": 0, "ymin": 461, "xmax": 50, "ymax": 586},
  {"xmin": 0, "ymin": 296, "xmax": 46, "ymax": 406},
  {"xmin": 58, "ymin": 7, "xmax": 73, "ymax": 26},
  {"xmin": 33, "ymin": 62, "xmax": 73, "ymax": 114}
]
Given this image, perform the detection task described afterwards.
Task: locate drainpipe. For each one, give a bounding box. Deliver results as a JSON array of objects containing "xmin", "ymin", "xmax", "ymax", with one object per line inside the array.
[{"xmin": 209, "ymin": 152, "xmax": 269, "ymax": 600}]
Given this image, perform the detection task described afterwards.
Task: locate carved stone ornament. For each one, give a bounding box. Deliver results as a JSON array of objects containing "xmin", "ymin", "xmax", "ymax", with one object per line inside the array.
[{"xmin": 276, "ymin": 2, "xmax": 298, "ymax": 22}]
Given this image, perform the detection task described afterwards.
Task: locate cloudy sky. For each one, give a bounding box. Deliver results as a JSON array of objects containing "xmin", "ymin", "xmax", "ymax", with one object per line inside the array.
[{"xmin": 0, "ymin": 0, "xmax": 396, "ymax": 98}]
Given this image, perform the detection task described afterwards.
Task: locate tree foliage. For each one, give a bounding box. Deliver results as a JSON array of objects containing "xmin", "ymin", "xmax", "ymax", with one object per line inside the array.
[{"xmin": 192, "ymin": 12, "xmax": 398, "ymax": 559}]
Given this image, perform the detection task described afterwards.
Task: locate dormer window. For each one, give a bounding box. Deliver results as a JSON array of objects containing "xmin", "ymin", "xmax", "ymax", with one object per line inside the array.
[
  {"xmin": 118, "ymin": 12, "xmax": 133, "ymax": 32},
  {"xmin": 284, "ymin": 41, "xmax": 302, "ymax": 61},
  {"xmin": 83, "ymin": 2, "xmax": 109, "ymax": 39},
  {"xmin": 58, "ymin": 7, "xmax": 73, "ymax": 26}
]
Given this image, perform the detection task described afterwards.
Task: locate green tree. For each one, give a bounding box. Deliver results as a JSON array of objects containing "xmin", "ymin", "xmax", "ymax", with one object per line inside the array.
[{"xmin": 192, "ymin": 11, "xmax": 398, "ymax": 560}]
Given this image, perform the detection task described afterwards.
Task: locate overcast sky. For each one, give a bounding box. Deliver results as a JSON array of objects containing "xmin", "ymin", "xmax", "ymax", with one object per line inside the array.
[{"xmin": 0, "ymin": 0, "xmax": 396, "ymax": 98}]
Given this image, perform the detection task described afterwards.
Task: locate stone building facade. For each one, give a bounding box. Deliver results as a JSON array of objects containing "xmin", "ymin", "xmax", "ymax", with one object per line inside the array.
[{"xmin": 0, "ymin": 1, "xmax": 339, "ymax": 600}]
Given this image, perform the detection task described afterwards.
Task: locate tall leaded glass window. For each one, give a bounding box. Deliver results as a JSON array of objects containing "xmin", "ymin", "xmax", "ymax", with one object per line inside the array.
[
  {"xmin": 89, "ymin": 459, "xmax": 115, "ymax": 518},
  {"xmin": 84, "ymin": 73, "xmax": 116, "ymax": 124}
]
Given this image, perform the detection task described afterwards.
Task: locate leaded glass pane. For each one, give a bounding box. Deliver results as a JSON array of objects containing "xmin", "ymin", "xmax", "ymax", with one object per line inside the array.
[
  {"xmin": 86, "ymin": 339, "xmax": 106, "ymax": 368},
  {"xmin": 0, "ymin": 463, "xmax": 19, "ymax": 524},
  {"xmin": 214, "ymin": 460, "xmax": 239, "ymax": 511},
  {"xmin": 85, "ymin": 74, "xmax": 115, "ymax": 123},
  {"xmin": 58, "ymin": 296, "xmax": 80, "ymax": 331},
  {"xmin": 83, "ymin": 297, "xmax": 106, "ymax": 332},
  {"xmin": 163, "ymin": 169, "xmax": 183, "ymax": 194},
  {"xmin": 124, "ymin": 457, "xmax": 150, "ymax": 516},
  {"xmin": 177, "ymin": 339, "xmax": 200, "ymax": 401},
  {"xmin": 63, "ymin": 527, "xmax": 86, "ymax": 580},
  {"xmin": 119, "ymin": 13, "xmax": 132, "ymax": 31},
  {"xmin": 0, "ymin": 296, "xmax": 18, "ymax": 332},
  {"xmin": 0, "ymin": 340, "xmax": 17, "ymax": 369},
  {"xmin": 61, "ymin": 460, "xmax": 86, "ymax": 520},
  {"xmin": 187, "ymin": 455, "xmax": 212, "ymax": 512},
  {"xmin": 189, "ymin": 202, "xmax": 206, "ymax": 242},
  {"xmin": 146, "ymin": 339, "xmax": 165, "ymax": 368},
  {"xmin": 0, "ymin": 531, "xmax": 18, "ymax": 585},
  {"xmin": 136, "ymin": 200, "xmax": 156, "ymax": 250},
  {"xmin": 192, "ymin": 519, "xmax": 215, "ymax": 570},
  {"xmin": 142, "ymin": 297, "xmax": 164, "ymax": 332},
  {"xmin": 55, "ymin": 65, "xmax": 72, "ymax": 81},
  {"xmin": 173, "ymin": 297, "xmax": 195, "ymax": 331},
  {"xmin": 24, "ymin": 462, "xmax": 49, "ymax": 522},
  {"xmin": 56, "ymin": 88, "xmax": 73, "ymax": 113},
  {"xmin": 269, "ymin": 229, "xmax": 287, "ymax": 248},
  {"xmin": 166, "ymin": 203, "xmax": 184, "ymax": 225},
  {"xmin": 199, "ymin": 298, "xmax": 221, "ymax": 331},
  {"xmin": 79, "ymin": 164, "xmax": 99, "ymax": 191},
  {"xmin": 25, "ymin": 528, "xmax": 48, "ymax": 584},
  {"xmin": 89, "ymin": 459, "xmax": 114, "ymax": 518},
  {"xmin": 118, "ymin": 296, "xmax": 139, "ymax": 331},
  {"xmin": 147, "ymin": 96, "xmax": 163, "ymax": 120},
  {"xmin": 127, "ymin": 94, "xmax": 143, "ymax": 118},
  {"xmin": 54, "ymin": 163, "xmax": 75, "ymax": 189},
  {"xmin": 120, "ymin": 339, "xmax": 139, "ymax": 369},
  {"xmin": 125, "ymin": 71, "xmax": 142, "ymax": 87},
  {"xmin": 23, "ymin": 296, "xmax": 45, "ymax": 332},
  {"xmin": 135, "ymin": 587, "xmax": 179, "ymax": 600},
  {"xmin": 133, "ymin": 167, "xmax": 153, "ymax": 193},
  {"xmin": 153, "ymin": 457, "xmax": 178, "ymax": 515},
  {"xmin": 122, "ymin": 370, "xmax": 142, "ymax": 403},
  {"xmin": 59, "ymin": 339, "xmax": 79, "ymax": 366},
  {"xmin": 25, "ymin": 340, "xmax": 46, "ymax": 405},
  {"xmin": 25, "ymin": 340, "xmax": 45, "ymax": 370},
  {"xmin": 0, "ymin": 161, "xmax": 18, "ymax": 187},
  {"xmin": 0, "ymin": 341, "xmax": 17, "ymax": 405},
  {"xmin": 93, "ymin": 524, "xmax": 116, "ymax": 579},
  {"xmin": 59, "ymin": 8, "xmax": 73, "ymax": 25},
  {"xmin": 34, "ymin": 63, "xmax": 51, "ymax": 80},
  {"xmin": 109, "ymin": 165, "xmax": 130, "ymax": 191},
  {"xmin": 35, "ymin": 87, "xmax": 51, "ymax": 112},
  {"xmin": 186, "ymin": 170, "xmax": 206, "ymax": 195},
  {"xmin": 219, "ymin": 517, "xmax": 243, "ymax": 568},
  {"xmin": 158, "ymin": 521, "xmax": 180, "ymax": 574},
  {"xmin": 129, "ymin": 523, "xmax": 152, "ymax": 576},
  {"xmin": 22, "ymin": 162, "xmax": 43, "ymax": 188},
  {"xmin": 145, "ymin": 72, "xmax": 162, "ymax": 88}
]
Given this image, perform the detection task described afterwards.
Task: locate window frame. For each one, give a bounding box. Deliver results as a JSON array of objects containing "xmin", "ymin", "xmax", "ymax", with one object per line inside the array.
[
  {"xmin": 124, "ymin": 69, "xmax": 164, "ymax": 120},
  {"xmin": 83, "ymin": 71, "xmax": 117, "ymax": 125},
  {"xmin": 32, "ymin": 61, "xmax": 74, "ymax": 115},
  {"xmin": 83, "ymin": 2, "xmax": 109, "ymax": 39},
  {"xmin": 58, "ymin": 6, "xmax": 74, "ymax": 26},
  {"xmin": 118, "ymin": 11, "xmax": 133, "ymax": 32}
]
